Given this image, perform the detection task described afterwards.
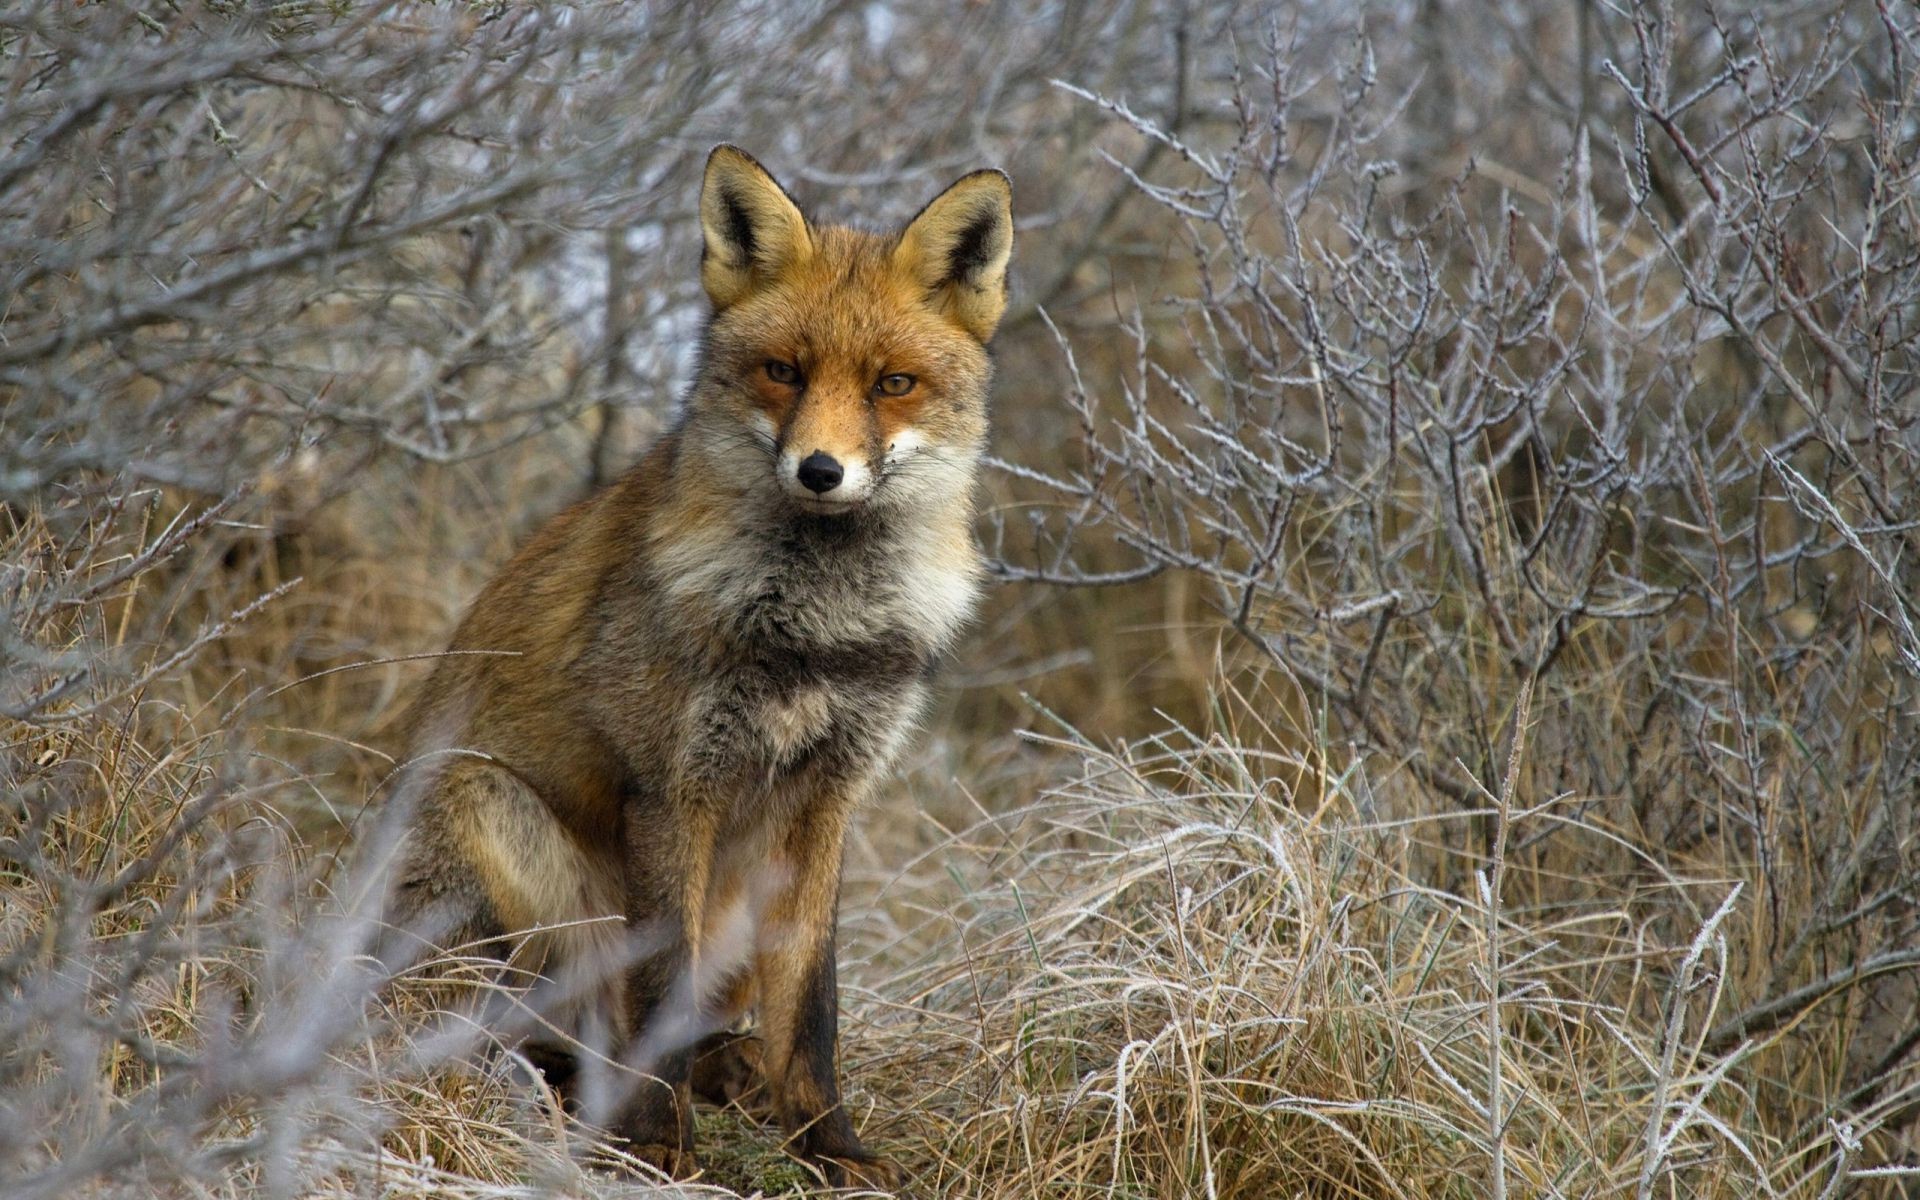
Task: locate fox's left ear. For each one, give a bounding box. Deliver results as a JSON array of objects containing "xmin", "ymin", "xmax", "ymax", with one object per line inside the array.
[
  {"xmin": 894, "ymin": 169, "xmax": 1014, "ymax": 342},
  {"xmin": 701, "ymin": 145, "xmax": 813, "ymax": 309}
]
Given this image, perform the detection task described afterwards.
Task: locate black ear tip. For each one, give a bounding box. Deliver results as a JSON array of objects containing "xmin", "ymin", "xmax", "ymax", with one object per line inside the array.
[
  {"xmin": 963, "ymin": 167, "xmax": 1013, "ymax": 199},
  {"xmin": 706, "ymin": 143, "xmax": 762, "ymax": 172}
]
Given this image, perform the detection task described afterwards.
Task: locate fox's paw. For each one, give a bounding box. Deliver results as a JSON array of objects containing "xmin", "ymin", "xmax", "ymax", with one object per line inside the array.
[
  {"xmin": 515, "ymin": 1041, "xmax": 579, "ymax": 1109},
  {"xmin": 689, "ymin": 1030, "xmax": 767, "ymax": 1113},
  {"xmin": 611, "ymin": 1092, "xmax": 698, "ymax": 1181},
  {"xmin": 625, "ymin": 1141, "xmax": 700, "ymax": 1181},
  {"xmin": 808, "ymin": 1150, "xmax": 901, "ymax": 1192}
]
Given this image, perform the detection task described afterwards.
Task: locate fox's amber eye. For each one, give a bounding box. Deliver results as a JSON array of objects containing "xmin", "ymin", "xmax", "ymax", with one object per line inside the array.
[
  {"xmin": 877, "ymin": 373, "xmax": 916, "ymax": 397},
  {"xmin": 765, "ymin": 360, "xmax": 801, "ymax": 385}
]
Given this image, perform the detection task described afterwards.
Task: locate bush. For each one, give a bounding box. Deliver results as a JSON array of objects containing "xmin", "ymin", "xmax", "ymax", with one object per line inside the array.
[{"xmin": 4, "ymin": 2, "xmax": 1916, "ymax": 1195}]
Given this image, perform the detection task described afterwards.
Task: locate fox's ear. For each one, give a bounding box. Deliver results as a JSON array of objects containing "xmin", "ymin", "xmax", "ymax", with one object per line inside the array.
[
  {"xmin": 894, "ymin": 169, "xmax": 1014, "ymax": 342},
  {"xmin": 700, "ymin": 145, "xmax": 812, "ymax": 309}
]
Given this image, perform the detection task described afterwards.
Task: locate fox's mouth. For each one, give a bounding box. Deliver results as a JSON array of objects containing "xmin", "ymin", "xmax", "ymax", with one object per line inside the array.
[
  {"xmin": 792, "ymin": 498, "xmax": 862, "ymax": 517},
  {"xmin": 784, "ymin": 488, "xmax": 867, "ymax": 516}
]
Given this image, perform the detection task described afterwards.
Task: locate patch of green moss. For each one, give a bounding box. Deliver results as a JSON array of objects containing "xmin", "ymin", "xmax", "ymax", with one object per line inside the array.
[{"xmin": 694, "ymin": 1108, "xmax": 817, "ymax": 1195}]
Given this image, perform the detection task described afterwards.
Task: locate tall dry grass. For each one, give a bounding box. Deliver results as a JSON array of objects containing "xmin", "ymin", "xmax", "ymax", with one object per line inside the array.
[{"xmin": 5, "ymin": 1, "xmax": 1918, "ymax": 1197}]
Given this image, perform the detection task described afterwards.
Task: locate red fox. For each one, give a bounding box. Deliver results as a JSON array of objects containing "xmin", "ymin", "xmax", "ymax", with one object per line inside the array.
[{"xmin": 385, "ymin": 145, "xmax": 1012, "ymax": 1188}]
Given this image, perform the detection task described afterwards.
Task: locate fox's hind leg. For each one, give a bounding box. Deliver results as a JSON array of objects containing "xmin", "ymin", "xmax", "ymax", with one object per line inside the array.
[
  {"xmin": 688, "ymin": 966, "xmax": 768, "ymax": 1115},
  {"xmin": 380, "ymin": 780, "xmax": 503, "ymax": 967},
  {"xmin": 690, "ymin": 1028, "xmax": 767, "ymax": 1110},
  {"xmin": 384, "ymin": 760, "xmax": 628, "ymax": 1114}
]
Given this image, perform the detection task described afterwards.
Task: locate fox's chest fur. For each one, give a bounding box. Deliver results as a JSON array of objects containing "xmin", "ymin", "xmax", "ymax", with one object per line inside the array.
[
  {"xmin": 677, "ymin": 515, "xmax": 975, "ymax": 775},
  {"xmin": 652, "ymin": 504, "xmax": 981, "ymax": 655},
  {"xmin": 571, "ymin": 485, "xmax": 982, "ymax": 826}
]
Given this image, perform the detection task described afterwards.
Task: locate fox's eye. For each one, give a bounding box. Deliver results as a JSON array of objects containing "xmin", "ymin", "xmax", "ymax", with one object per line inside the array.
[
  {"xmin": 877, "ymin": 373, "xmax": 916, "ymax": 397},
  {"xmin": 765, "ymin": 361, "xmax": 801, "ymax": 385}
]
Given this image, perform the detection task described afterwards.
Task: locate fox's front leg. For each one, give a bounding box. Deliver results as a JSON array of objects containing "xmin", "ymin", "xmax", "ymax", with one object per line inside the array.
[
  {"xmin": 757, "ymin": 807, "xmax": 899, "ymax": 1190},
  {"xmin": 611, "ymin": 791, "xmax": 717, "ymax": 1178}
]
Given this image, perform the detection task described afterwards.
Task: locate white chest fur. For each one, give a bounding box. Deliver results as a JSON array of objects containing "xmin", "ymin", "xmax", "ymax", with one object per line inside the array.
[
  {"xmin": 655, "ymin": 512, "xmax": 983, "ymax": 653},
  {"xmin": 758, "ymin": 686, "xmax": 835, "ymax": 764}
]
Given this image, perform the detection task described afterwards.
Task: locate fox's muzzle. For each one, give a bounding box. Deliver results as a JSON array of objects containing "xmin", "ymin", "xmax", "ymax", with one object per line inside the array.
[{"xmin": 779, "ymin": 445, "xmax": 873, "ymax": 509}]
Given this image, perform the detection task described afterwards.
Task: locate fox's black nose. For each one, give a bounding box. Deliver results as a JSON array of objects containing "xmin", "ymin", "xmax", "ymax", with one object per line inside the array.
[{"xmin": 796, "ymin": 452, "xmax": 844, "ymax": 494}]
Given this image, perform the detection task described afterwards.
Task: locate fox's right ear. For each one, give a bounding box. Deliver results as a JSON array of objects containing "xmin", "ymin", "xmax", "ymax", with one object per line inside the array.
[
  {"xmin": 700, "ymin": 145, "xmax": 812, "ymax": 309},
  {"xmin": 894, "ymin": 168, "xmax": 1014, "ymax": 342}
]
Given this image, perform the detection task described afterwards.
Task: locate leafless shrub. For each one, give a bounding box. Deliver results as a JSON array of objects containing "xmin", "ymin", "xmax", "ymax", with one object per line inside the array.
[
  {"xmin": 4, "ymin": 0, "xmax": 1917, "ymax": 1196},
  {"xmin": 990, "ymin": 0, "xmax": 1919, "ymax": 1189}
]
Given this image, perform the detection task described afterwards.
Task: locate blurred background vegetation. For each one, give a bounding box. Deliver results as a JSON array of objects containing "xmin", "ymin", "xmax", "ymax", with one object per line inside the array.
[{"xmin": 4, "ymin": 1, "xmax": 1918, "ymax": 1196}]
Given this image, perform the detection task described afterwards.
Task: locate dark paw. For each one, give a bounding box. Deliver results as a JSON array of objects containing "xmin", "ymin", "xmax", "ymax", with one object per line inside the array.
[
  {"xmin": 517, "ymin": 1041, "xmax": 579, "ymax": 1105},
  {"xmin": 689, "ymin": 1030, "xmax": 767, "ymax": 1113},
  {"xmin": 808, "ymin": 1149, "xmax": 901, "ymax": 1192},
  {"xmin": 611, "ymin": 1084, "xmax": 696, "ymax": 1178},
  {"xmin": 625, "ymin": 1141, "xmax": 701, "ymax": 1180}
]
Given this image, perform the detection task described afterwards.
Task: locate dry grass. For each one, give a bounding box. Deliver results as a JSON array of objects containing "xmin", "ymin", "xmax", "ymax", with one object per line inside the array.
[
  {"xmin": 3, "ymin": 573, "xmax": 1886, "ymax": 1197},
  {"xmin": 6, "ymin": 1, "xmax": 1920, "ymax": 1197}
]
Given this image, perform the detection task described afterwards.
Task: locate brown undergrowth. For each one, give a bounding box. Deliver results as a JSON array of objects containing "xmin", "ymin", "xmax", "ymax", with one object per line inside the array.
[{"xmin": 6, "ymin": 2, "xmax": 1918, "ymax": 1197}]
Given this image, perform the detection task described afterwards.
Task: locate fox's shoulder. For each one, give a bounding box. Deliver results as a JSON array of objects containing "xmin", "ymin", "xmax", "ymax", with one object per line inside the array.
[{"xmin": 450, "ymin": 432, "xmax": 681, "ymax": 652}]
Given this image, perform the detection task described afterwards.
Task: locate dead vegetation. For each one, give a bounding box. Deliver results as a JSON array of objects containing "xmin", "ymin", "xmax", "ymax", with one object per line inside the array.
[{"xmin": 3, "ymin": 1, "xmax": 1918, "ymax": 1196}]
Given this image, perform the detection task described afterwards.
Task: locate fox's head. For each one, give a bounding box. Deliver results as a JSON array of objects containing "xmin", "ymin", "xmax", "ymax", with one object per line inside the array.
[{"xmin": 684, "ymin": 145, "xmax": 1012, "ymax": 519}]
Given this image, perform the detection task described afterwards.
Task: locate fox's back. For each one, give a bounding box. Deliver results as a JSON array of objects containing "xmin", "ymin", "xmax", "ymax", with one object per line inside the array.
[{"xmin": 402, "ymin": 439, "xmax": 665, "ymax": 819}]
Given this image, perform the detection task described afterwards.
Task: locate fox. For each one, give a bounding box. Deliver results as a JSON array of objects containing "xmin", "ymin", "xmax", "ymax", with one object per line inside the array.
[{"xmin": 381, "ymin": 144, "xmax": 1012, "ymax": 1188}]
